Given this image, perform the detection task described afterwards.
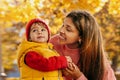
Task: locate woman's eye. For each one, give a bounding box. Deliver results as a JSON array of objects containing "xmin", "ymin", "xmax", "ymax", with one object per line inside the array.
[
  {"xmin": 66, "ymin": 28, "xmax": 71, "ymax": 32},
  {"xmin": 62, "ymin": 25, "xmax": 64, "ymax": 27}
]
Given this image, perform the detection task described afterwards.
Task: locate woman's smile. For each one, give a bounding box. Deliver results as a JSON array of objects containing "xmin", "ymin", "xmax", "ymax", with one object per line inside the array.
[{"xmin": 59, "ymin": 33, "xmax": 66, "ymax": 41}]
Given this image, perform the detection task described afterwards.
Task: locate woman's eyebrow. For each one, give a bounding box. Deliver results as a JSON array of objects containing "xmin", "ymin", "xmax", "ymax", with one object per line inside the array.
[{"xmin": 66, "ymin": 24, "xmax": 73, "ymax": 29}]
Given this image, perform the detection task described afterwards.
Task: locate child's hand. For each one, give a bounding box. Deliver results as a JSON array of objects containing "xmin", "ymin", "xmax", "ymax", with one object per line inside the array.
[
  {"xmin": 65, "ymin": 56, "xmax": 73, "ymax": 69},
  {"xmin": 65, "ymin": 56, "xmax": 72, "ymax": 63}
]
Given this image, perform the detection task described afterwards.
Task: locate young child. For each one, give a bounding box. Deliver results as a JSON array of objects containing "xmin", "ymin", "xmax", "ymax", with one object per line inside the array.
[{"xmin": 17, "ymin": 18, "xmax": 72, "ymax": 80}]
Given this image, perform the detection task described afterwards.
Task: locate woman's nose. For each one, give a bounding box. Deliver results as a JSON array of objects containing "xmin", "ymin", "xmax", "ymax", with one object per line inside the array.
[{"xmin": 59, "ymin": 27, "xmax": 65, "ymax": 34}]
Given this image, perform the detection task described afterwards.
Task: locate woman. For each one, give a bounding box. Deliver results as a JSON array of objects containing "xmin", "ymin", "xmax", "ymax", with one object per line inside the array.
[{"xmin": 50, "ymin": 10, "xmax": 116, "ymax": 80}]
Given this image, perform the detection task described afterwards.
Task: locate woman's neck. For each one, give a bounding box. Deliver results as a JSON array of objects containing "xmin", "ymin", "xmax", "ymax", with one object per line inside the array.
[{"xmin": 66, "ymin": 42, "xmax": 80, "ymax": 49}]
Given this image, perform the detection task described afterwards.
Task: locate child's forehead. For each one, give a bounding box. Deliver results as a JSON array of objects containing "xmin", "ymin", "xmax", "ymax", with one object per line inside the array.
[
  {"xmin": 31, "ymin": 22, "xmax": 46, "ymax": 28},
  {"xmin": 33, "ymin": 22, "xmax": 45, "ymax": 26}
]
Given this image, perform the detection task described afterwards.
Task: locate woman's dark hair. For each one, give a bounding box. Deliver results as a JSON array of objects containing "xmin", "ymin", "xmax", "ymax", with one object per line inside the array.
[{"xmin": 66, "ymin": 10, "xmax": 105, "ymax": 80}]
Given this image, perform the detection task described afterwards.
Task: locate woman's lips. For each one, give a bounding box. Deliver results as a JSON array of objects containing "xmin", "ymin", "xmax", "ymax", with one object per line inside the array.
[{"xmin": 59, "ymin": 34, "xmax": 65, "ymax": 40}]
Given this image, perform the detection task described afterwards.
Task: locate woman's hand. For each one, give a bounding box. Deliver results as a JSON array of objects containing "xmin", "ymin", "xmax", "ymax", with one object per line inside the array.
[{"xmin": 62, "ymin": 62, "xmax": 82, "ymax": 79}]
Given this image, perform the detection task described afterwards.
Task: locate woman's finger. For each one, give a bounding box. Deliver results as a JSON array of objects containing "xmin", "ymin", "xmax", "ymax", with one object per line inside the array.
[{"xmin": 68, "ymin": 62, "xmax": 76, "ymax": 71}]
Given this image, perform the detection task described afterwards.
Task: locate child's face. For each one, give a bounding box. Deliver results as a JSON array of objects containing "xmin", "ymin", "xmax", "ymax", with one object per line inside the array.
[{"xmin": 29, "ymin": 23, "xmax": 48, "ymax": 43}]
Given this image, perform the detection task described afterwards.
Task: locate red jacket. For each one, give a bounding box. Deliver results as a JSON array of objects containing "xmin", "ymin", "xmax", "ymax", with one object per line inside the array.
[{"xmin": 24, "ymin": 42, "xmax": 68, "ymax": 71}]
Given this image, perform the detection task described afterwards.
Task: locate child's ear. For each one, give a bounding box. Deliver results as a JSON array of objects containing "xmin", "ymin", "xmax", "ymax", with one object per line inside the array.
[{"xmin": 28, "ymin": 38, "xmax": 32, "ymax": 42}]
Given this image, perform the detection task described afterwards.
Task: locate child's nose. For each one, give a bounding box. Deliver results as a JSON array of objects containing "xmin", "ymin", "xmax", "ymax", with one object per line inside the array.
[{"xmin": 38, "ymin": 30, "xmax": 42, "ymax": 34}]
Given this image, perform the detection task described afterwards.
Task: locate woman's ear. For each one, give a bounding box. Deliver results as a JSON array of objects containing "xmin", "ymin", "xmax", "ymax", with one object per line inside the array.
[{"xmin": 78, "ymin": 37, "xmax": 81, "ymax": 44}]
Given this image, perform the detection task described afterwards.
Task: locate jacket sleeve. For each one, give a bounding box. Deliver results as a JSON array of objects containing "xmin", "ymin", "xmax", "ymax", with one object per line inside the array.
[
  {"xmin": 76, "ymin": 74, "xmax": 88, "ymax": 80},
  {"xmin": 102, "ymin": 63, "xmax": 116, "ymax": 80},
  {"xmin": 63, "ymin": 73, "xmax": 88, "ymax": 80},
  {"xmin": 76, "ymin": 64, "xmax": 116, "ymax": 80},
  {"xmin": 24, "ymin": 51, "xmax": 68, "ymax": 71},
  {"xmin": 75, "ymin": 63, "xmax": 116, "ymax": 80}
]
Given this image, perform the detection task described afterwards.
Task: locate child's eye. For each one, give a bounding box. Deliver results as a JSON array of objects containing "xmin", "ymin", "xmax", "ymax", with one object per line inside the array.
[
  {"xmin": 41, "ymin": 29, "xmax": 46, "ymax": 31},
  {"xmin": 32, "ymin": 29, "xmax": 37, "ymax": 32}
]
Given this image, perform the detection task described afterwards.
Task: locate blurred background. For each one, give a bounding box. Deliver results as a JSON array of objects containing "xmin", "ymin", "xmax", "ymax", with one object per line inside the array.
[{"xmin": 0, "ymin": 0, "xmax": 120, "ymax": 80}]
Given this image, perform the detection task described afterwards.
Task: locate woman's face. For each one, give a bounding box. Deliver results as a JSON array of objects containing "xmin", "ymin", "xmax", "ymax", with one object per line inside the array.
[{"xmin": 59, "ymin": 17, "xmax": 80, "ymax": 48}]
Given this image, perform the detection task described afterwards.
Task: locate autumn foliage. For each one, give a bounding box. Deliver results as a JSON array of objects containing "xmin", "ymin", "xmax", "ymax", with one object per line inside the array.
[{"xmin": 0, "ymin": 0, "xmax": 120, "ymax": 73}]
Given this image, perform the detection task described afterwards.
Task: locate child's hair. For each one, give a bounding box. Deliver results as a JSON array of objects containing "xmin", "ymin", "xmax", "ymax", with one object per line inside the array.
[{"xmin": 25, "ymin": 18, "xmax": 50, "ymax": 42}]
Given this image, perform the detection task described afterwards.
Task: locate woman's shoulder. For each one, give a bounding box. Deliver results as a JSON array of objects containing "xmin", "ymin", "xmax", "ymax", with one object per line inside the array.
[{"xmin": 103, "ymin": 55, "xmax": 116, "ymax": 80}]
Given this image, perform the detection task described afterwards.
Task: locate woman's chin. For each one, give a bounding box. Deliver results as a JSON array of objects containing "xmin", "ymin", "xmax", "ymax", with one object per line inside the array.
[{"xmin": 59, "ymin": 40, "xmax": 67, "ymax": 44}]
